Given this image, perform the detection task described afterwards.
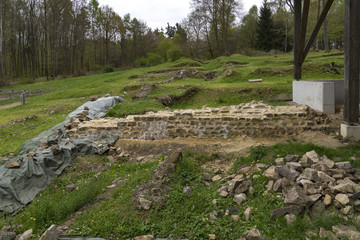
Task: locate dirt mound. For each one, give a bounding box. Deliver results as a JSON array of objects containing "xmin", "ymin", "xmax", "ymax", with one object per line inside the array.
[
  {"xmin": 165, "ymin": 69, "xmax": 199, "ymax": 83},
  {"xmin": 159, "ymin": 87, "xmax": 200, "ymax": 107},
  {"xmin": 172, "ymin": 61, "xmax": 202, "ymax": 67},
  {"xmin": 133, "ymin": 84, "xmax": 157, "ymax": 99},
  {"xmin": 147, "ymin": 69, "xmax": 179, "ymax": 74},
  {"xmin": 203, "ymin": 71, "xmax": 217, "ymax": 81},
  {"xmin": 237, "ymin": 87, "xmax": 275, "ymax": 96},
  {"xmin": 225, "ymin": 61, "xmax": 249, "ymax": 66},
  {"xmin": 322, "ymin": 62, "xmax": 342, "ymax": 75},
  {"xmin": 252, "ymin": 67, "xmax": 292, "ymax": 76}
]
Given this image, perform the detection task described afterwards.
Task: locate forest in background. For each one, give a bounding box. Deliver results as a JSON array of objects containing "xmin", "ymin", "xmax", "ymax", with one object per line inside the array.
[{"xmin": 0, "ymin": 0, "xmax": 345, "ymax": 85}]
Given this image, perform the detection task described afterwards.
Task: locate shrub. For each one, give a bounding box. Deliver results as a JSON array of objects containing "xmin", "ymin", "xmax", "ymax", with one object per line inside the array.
[
  {"xmin": 146, "ymin": 53, "xmax": 164, "ymax": 66},
  {"xmin": 90, "ymin": 64, "xmax": 103, "ymax": 72},
  {"xmin": 134, "ymin": 57, "xmax": 147, "ymax": 67},
  {"xmin": 167, "ymin": 45, "xmax": 183, "ymax": 62},
  {"xmin": 103, "ymin": 65, "xmax": 114, "ymax": 73}
]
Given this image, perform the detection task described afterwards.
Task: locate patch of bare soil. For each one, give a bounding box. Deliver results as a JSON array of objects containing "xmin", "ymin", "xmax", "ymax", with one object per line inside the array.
[
  {"xmin": 0, "ymin": 102, "xmax": 21, "ymax": 110},
  {"xmin": 237, "ymin": 87, "xmax": 275, "ymax": 95},
  {"xmin": 113, "ymin": 128, "xmax": 346, "ymax": 164},
  {"xmin": 110, "ymin": 130, "xmax": 346, "ymax": 179},
  {"xmin": 132, "ymin": 84, "xmax": 157, "ymax": 99},
  {"xmin": 158, "ymin": 87, "xmax": 200, "ymax": 107},
  {"xmin": 322, "ymin": 62, "xmax": 342, "ymax": 75}
]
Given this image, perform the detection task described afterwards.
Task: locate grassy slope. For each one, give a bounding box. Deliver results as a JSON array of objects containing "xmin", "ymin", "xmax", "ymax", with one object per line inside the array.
[
  {"xmin": 1, "ymin": 144, "xmax": 360, "ymax": 239},
  {"xmin": 0, "ymin": 51, "xmax": 344, "ymax": 156},
  {"xmin": 1, "ymin": 51, "xmax": 355, "ymax": 239}
]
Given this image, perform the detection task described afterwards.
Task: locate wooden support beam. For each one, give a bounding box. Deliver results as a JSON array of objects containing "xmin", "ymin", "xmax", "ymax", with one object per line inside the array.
[
  {"xmin": 300, "ymin": 0, "xmax": 310, "ymax": 61},
  {"xmin": 344, "ymin": 0, "xmax": 360, "ymax": 124},
  {"xmin": 294, "ymin": 0, "xmax": 302, "ymax": 80},
  {"xmin": 302, "ymin": 0, "xmax": 334, "ymax": 64}
]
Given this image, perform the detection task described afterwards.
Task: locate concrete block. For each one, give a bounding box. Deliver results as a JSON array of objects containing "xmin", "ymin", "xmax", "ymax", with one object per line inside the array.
[
  {"xmin": 341, "ymin": 124, "xmax": 360, "ymax": 141},
  {"xmin": 293, "ymin": 81, "xmax": 335, "ymax": 113}
]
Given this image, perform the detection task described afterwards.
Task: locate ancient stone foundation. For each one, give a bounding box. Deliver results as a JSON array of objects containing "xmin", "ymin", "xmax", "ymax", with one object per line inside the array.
[{"xmin": 67, "ymin": 101, "xmax": 331, "ymax": 140}]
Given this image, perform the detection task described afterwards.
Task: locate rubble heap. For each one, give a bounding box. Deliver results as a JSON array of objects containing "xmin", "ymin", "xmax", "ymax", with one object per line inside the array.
[{"xmin": 264, "ymin": 150, "xmax": 360, "ymax": 217}]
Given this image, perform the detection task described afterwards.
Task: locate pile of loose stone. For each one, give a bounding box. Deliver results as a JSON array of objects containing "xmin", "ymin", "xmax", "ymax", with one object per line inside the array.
[
  {"xmin": 131, "ymin": 151, "xmax": 183, "ymax": 211},
  {"xmin": 264, "ymin": 150, "xmax": 360, "ymax": 217},
  {"xmin": 211, "ymin": 150, "xmax": 360, "ymax": 239}
]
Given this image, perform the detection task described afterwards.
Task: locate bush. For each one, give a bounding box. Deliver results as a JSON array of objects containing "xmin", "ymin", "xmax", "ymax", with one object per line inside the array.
[
  {"xmin": 156, "ymin": 38, "xmax": 173, "ymax": 61},
  {"xmin": 146, "ymin": 53, "xmax": 164, "ymax": 66},
  {"xmin": 90, "ymin": 64, "xmax": 103, "ymax": 72},
  {"xmin": 134, "ymin": 57, "xmax": 147, "ymax": 67},
  {"xmin": 103, "ymin": 65, "xmax": 114, "ymax": 73},
  {"xmin": 167, "ymin": 45, "xmax": 183, "ymax": 62}
]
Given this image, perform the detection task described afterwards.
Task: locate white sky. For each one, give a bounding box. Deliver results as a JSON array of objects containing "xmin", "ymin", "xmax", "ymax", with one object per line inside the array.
[{"xmin": 97, "ymin": 0, "xmax": 263, "ymax": 30}]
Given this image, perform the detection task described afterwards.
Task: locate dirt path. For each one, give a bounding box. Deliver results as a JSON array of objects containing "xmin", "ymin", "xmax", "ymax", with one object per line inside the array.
[
  {"xmin": 114, "ymin": 131, "xmax": 346, "ymax": 163},
  {"xmin": 0, "ymin": 102, "xmax": 21, "ymax": 110}
]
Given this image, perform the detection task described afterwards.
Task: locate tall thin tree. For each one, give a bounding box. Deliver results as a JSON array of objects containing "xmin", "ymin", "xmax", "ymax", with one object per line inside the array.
[
  {"xmin": 322, "ymin": 0, "xmax": 329, "ymax": 51},
  {"xmin": 0, "ymin": 0, "xmax": 4, "ymax": 84},
  {"xmin": 256, "ymin": 0, "xmax": 274, "ymax": 51}
]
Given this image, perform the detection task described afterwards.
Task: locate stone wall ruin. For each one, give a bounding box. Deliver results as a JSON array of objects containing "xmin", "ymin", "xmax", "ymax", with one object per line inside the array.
[{"xmin": 66, "ymin": 101, "xmax": 331, "ymax": 141}]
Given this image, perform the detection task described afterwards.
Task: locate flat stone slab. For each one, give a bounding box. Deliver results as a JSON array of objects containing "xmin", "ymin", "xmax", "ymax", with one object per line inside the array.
[{"xmin": 270, "ymin": 205, "xmax": 304, "ymax": 218}]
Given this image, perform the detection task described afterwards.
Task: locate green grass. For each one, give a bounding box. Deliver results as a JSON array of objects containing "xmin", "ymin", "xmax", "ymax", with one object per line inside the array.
[
  {"xmin": 0, "ymin": 51, "xmax": 344, "ymax": 157},
  {"xmin": 0, "ymin": 156, "xmax": 158, "ymax": 235},
  {"xmin": 48, "ymin": 146, "xmax": 360, "ymax": 239},
  {"xmin": 1, "ymin": 144, "xmax": 360, "ymax": 239},
  {"xmin": 0, "ymin": 51, "xmax": 353, "ymax": 239}
]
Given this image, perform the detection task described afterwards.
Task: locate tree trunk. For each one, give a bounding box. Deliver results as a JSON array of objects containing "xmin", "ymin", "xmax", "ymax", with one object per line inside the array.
[
  {"xmin": 0, "ymin": 0, "xmax": 4, "ymax": 84},
  {"xmin": 105, "ymin": 30, "xmax": 109, "ymax": 65},
  {"xmin": 44, "ymin": 0, "xmax": 49, "ymax": 80},
  {"xmin": 315, "ymin": 0, "xmax": 320, "ymax": 50},
  {"xmin": 285, "ymin": 16, "xmax": 288, "ymax": 52},
  {"xmin": 322, "ymin": 0, "xmax": 329, "ymax": 51}
]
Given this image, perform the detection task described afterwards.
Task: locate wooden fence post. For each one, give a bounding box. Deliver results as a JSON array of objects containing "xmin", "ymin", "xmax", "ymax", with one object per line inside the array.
[{"xmin": 20, "ymin": 91, "xmax": 26, "ymax": 105}]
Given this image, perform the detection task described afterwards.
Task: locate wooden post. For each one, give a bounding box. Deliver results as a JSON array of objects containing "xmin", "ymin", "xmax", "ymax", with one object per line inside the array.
[
  {"xmin": 300, "ymin": 0, "xmax": 310, "ymax": 61},
  {"xmin": 302, "ymin": 0, "xmax": 334, "ymax": 64},
  {"xmin": 20, "ymin": 91, "xmax": 25, "ymax": 105},
  {"xmin": 294, "ymin": 0, "xmax": 302, "ymax": 80},
  {"xmin": 344, "ymin": 0, "xmax": 360, "ymax": 124}
]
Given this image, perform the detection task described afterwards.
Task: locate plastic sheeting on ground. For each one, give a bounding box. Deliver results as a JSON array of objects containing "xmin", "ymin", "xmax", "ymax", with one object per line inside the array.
[
  {"xmin": 66, "ymin": 96, "xmax": 124, "ymax": 120},
  {"xmin": 19, "ymin": 96, "xmax": 125, "ymax": 155},
  {"xmin": 0, "ymin": 96, "xmax": 124, "ymax": 213}
]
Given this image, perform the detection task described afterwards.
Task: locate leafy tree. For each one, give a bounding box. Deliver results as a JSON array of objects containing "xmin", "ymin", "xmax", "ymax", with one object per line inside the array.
[
  {"xmin": 238, "ymin": 5, "xmax": 258, "ymax": 49},
  {"xmin": 165, "ymin": 23, "xmax": 176, "ymax": 39},
  {"xmin": 88, "ymin": 0, "xmax": 100, "ymax": 65},
  {"xmin": 272, "ymin": 6, "xmax": 293, "ymax": 51},
  {"xmin": 189, "ymin": 0, "xmax": 242, "ymax": 57},
  {"xmin": 156, "ymin": 37, "xmax": 173, "ymax": 61},
  {"xmin": 256, "ymin": 0, "xmax": 275, "ymax": 51},
  {"xmin": 327, "ymin": 0, "xmax": 344, "ymax": 49}
]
